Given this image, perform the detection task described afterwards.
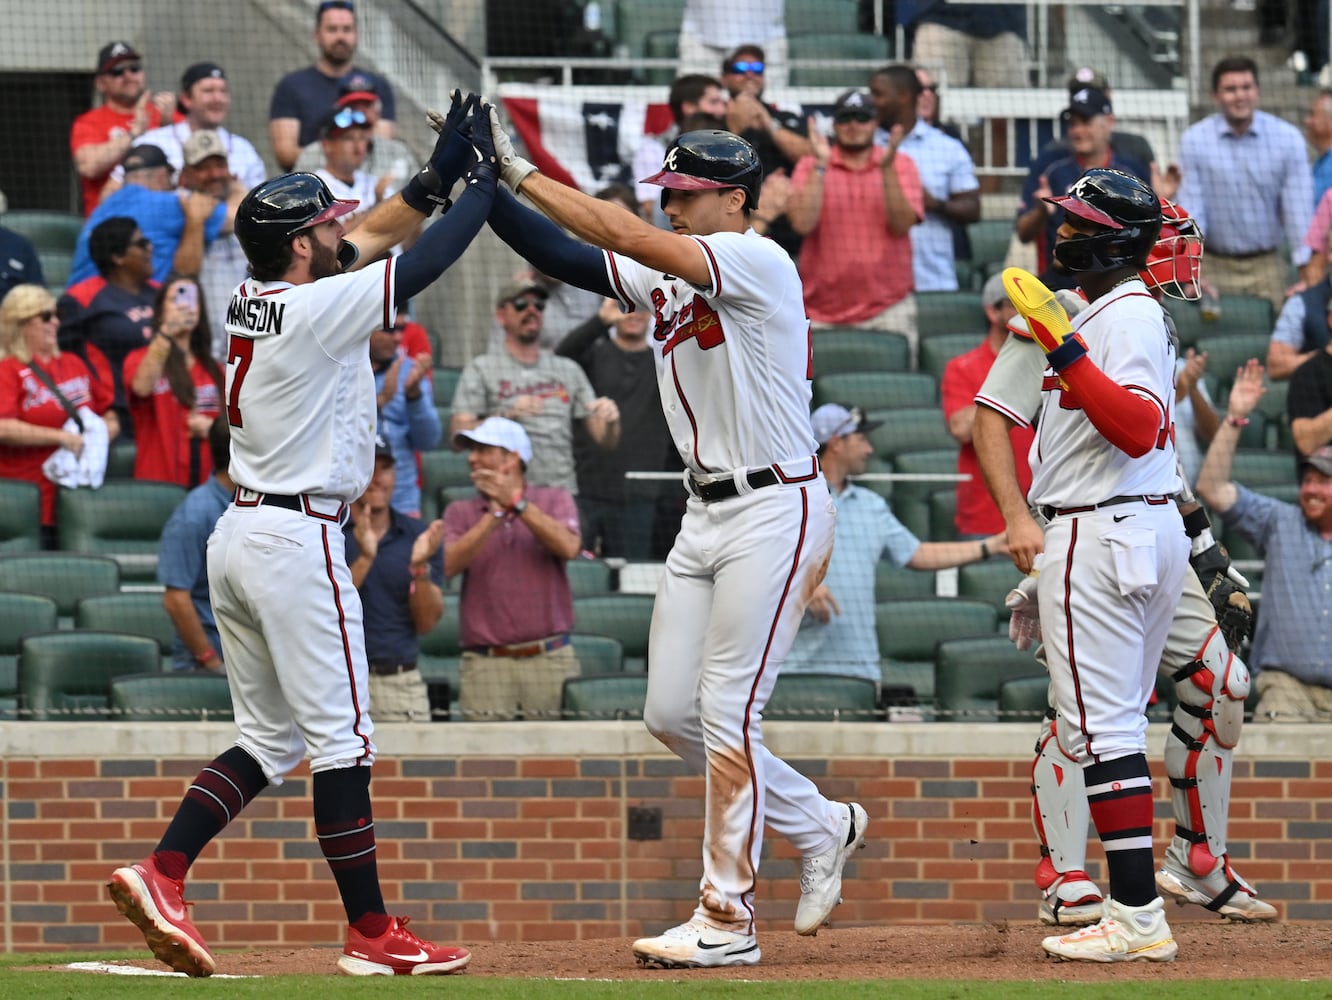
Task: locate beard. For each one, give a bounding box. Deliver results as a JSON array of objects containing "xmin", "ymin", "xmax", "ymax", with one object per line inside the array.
[{"xmin": 309, "ymin": 237, "xmax": 341, "ymax": 279}]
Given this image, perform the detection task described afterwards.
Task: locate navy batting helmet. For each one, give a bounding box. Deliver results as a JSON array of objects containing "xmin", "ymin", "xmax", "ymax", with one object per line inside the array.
[
  {"xmin": 1044, "ymin": 168, "xmax": 1162, "ymax": 273},
  {"xmin": 234, "ymin": 172, "xmax": 360, "ymax": 274},
  {"xmin": 640, "ymin": 129, "xmax": 763, "ymax": 211}
]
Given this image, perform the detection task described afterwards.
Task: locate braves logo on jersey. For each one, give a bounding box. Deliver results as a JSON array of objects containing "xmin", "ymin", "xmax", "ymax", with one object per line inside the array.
[{"xmin": 651, "ymin": 290, "xmax": 726, "ymax": 356}]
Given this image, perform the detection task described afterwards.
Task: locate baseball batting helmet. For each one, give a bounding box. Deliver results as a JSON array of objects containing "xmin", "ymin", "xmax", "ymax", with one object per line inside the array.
[
  {"xmin": 639, "ymin": 129, "xmax": 763, "ymax": 211},
  {"xmin": 234, "ymin": 172, "xmax": 360, "ymax": 274},
  {"xmin": 1043, "ymin": 168, "xmax": 1162, "ymax": 273},
  {"xmin": 1140, "ymin": 198, "xmax": 1204, "ymax": 301}
]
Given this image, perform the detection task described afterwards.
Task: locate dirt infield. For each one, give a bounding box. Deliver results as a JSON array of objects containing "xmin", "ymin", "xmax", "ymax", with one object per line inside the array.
[{"xmin": 70, "ymin": 921, "xmax": 1332, "ymax": 980}]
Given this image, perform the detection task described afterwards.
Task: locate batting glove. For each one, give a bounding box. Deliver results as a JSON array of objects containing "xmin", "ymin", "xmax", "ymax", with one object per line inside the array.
[
  {"xmin": 1002, "ymin": 267, "xmax": 1087, "ymax": 372},
  {"xmin": 463, "ymin": 101, "xmax": 499, "ymax": 188},
  {"xmin": 487, "ymin": 105, "xmax": 538, "ymax": 192},
  {"xmin": 1005, "ymin": 569, "xmax": 1042, "ymax": 652}
]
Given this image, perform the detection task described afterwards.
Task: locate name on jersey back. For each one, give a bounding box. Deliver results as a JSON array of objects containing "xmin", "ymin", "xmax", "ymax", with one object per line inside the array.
[{"xmin": 227, "ymin": 296, "xmax": 287, "ymax": 337}]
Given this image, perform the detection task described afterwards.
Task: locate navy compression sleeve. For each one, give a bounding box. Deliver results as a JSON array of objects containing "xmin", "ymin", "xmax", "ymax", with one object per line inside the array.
[
  {"xmin": 394, "ymin": 181, "xmax": 495, "ymax": 306},
  {"xmin": 487, "ymin": 187, "xmax": 614, "ymax": 298}
]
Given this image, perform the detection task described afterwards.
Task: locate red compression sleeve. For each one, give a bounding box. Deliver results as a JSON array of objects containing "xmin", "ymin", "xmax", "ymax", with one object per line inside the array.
[{"xmin": 1056, "ymin": 356, "xmax": 1162, "ymax": 457}]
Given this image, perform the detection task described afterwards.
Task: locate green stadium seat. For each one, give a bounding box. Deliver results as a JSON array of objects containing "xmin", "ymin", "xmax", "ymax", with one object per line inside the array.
[
  {"xmin": 875, "ymin": 560, "xmax": 935, "ymax": 601},
  {"xmin": 75, "ymin": 592, "xmax": 176, "ymax": 655},
  {"xmin": 0, "ymin": 210, "xmax": 83, "ymax": 253},
  {"xmin": 57, "ymin": 481, "xmax": 186, "ymax": 583},
  {"xmin": 615, "ymin": 0, "xmax": 686, "ymax": 84},
  {"xmin": 785, "ymin": 0, "xmax": 861, "ymax": 34},
  {"xmin": 865, "ymin": 407, "xmax": 955, "ymax": 460},
  {"xmin": 1195, "ymin": 333, "xmax": 1271, "ymax": 386},
  {"xmin": 0, "ymin": 593, "xmax": 58, "ymax": 720},
  {"xmin": 997, "ymin": 675, "xmax": 1050, "ymax": 723},
  {"xmin": 573, "ymin": 594, "xmax": 655, "ymax": 669},
  {"xmin": 109, "ymin": 671, "xmax": 233, "ymax": 722},
  {"xmin": 766, "ymin": 672, "xmax": 880, "ymax": 721},
  {"xmin": 876, "ymin": 597, "xmax": 997, "ymax": 703},
  {"xmin": 965, "ymin": 219, "xmax": 1016, "ymax": 280},
  {"xmin": 888, "ymin": 449, "xmax": 961, "ymax": 532},
  {"xmin": 813, "ymin": 371, "xmax": 938, "ymax": 410},
  {"xmin": 789, "ymin": 32, "xmax": 892, "ymax": 86},
  {"xmin": 0, "ymin": 479, "xmax": 41, "ymax": 553},
  {"xmin": 418, "ymin": 594, "xmax": 459, "ymax": 720},
  {"xmin": 420, "ymin": 449, "xmax": 472, "ymax": 521},
  {"xmin": 104, "ymin": 441, "xmax": 137, "ymax": 480},
  {"xmin": 567, "ymin": 558, "xmax": 615, "ymax": 597},
  {"xmin": 957, "ymin": 558, "xmax": 1023, "ymax": 621},
  {"xmin": 20, "ymin": 630, "xmax": 161, "ymax": 721},
  {"xmin": 0, "ymin": 552, "xmax": 120, "ymax": 616},
  {"xmin": 927, "ymin": 488, "xmax": 957, "ymax": 542},
  {"xmin": 39, "ymin": 250, "xmax": 73, "ymax": 288},
  {"xmin": 918, "ymin": 332, "xmax": 980, "ymax": 379},
  {"xmin": 431, "ymin": 367, "xmax": 462, "ymax": 407},
  {"xmin": 1212, "ymin": 294, "xmax": 1274, "ymax": 337},
  {"xmin": 560, "ymin": 672, "xmax": 648, "ymax": 719},
  {"xmin": 812, "ymin": 328, "xmax": 911, "ymax": 377},
  {"xmin": 917, "ymin": 291, "xmax": 983, "ymax": 338},
  {"xmin": 1231, "ymin": 448, "xmax": 1298, "ymax": 488},
  {"xmin": 571, "ymin": 633, "xmax": 625, "ymax": 674},
  {"xmin": 935, "ymin": 635, "xmax": 1045, "ymax": 723}
]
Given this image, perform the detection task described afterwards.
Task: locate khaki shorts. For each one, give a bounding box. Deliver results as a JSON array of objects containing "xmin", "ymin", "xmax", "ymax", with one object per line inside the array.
[
  {"xmin": 1253, "ymin": 668, "xmax": 1332, "ymax": 722},
  {"xmin": 458, "ymin": 643, "xmax": 580, "ymax": 721},
  {"xmin": 368, "ymin": 669, "xmax": 432, "ymax": 722}
]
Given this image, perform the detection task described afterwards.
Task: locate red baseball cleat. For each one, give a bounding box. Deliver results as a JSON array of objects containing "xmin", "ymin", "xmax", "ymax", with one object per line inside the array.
[
  {"xmin": 338, "ymin": 916, "xmax": 471, "ymax": 976},
  {"xmin": 107, "ymin": 859, "xmax": 216, "ymax": 977}
]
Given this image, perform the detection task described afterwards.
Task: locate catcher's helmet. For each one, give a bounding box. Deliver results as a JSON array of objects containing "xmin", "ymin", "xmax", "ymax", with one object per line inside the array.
[
  {"xmin": 1140, "ymin": 198, "xmax": 1204, "ymax": 301},
  {"xmin": 639, "ymin": 129, "xmax": 763, "ymax": 211},
  {"xmin": 1044, "ymin": 168, "xmax": 1162, "ymax": 273},
  {"xmin": 234, "ymin": 172, "xmax": 359, "ymax": 273}
]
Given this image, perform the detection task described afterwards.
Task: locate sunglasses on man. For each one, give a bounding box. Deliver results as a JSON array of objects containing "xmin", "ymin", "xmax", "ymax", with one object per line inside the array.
[
  {"xmin": 728, "ymin": 60, "xmax": 765, "ymax": 74},
  {"xmin": 104, "ymin": 63, "xmax": 143, "ymax": 78},
  {"xmin": 834, "ymin": 110, "xmax": 875, "ymax": 124},
  {"xmin": 508, "ymin": 296, "xmax": 547, "ymax": 312},
  {"xmin": 330, "ymin": 108, "xmax": 370, "ymax": 131}
]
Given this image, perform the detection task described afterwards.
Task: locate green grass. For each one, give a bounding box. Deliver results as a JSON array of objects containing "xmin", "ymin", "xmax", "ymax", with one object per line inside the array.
[{"xmin": 0, "ymin": 954, "xmax": 1327, "ymax": 1000}]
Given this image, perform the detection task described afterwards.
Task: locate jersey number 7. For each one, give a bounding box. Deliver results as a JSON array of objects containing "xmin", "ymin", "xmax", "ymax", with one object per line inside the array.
[{"xmin": 225, "ymin": 336, "xmax": 255, "ymax": 428}]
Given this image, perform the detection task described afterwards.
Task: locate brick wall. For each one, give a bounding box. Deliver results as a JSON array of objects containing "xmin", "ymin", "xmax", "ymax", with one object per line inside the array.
[{"xmin": 2, "ymin": 721, "xmax": 1330, "ymax": 952}]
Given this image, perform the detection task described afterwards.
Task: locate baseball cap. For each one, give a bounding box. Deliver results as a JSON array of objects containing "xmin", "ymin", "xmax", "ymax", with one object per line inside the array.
[
  {"xmin": 337, "ymin": 72, "xmax": 381, "ymax": 108},
  {"xmin": 1063, "ymin": 87, "xmax": 1112, "ymax": 121},
  {"xmin": 320, "ymin": 106, "xmax": 371, "ymax": 138},
  {"xmin": 1299, "ymin": 445, "xmax": 1332, "ymax": 478},
  {"xmin": 982, "ymin": 272, "xmax": 1010, "ymax": 308},
  {"xmin": 833, "ymin": 90, "xmax": 873, "ymax": 115},
  {"xmin": 97, "ymin": 41, "xmax": 141, "ymax": 74},
  {"xmin": 181, "ymin": 62, "xmax": 225, "ymax": 91},
  {"xmin": 810, "ymin": 404, "xmax": 882, "ymax": 446},
  {"xmin": 1067, "ymin": 66, "xmax": 1110, "ymax": 93},
  {"xmin": 373, "ymin": 433, "xmax": 395, "ymax": 465},
  {"xmin": 495, "ymin": 277, "xmax": 547, "ymax": 308},
  {"xmin": 182, "ymin": 130, "xmax": 227, "ymax": 167},
  {"xmin": 122, "ymin": 144, "xmax": 170, "ymax": 173},
  {"xmin": 453, "ymin": 417, "xmax": 533, "ymax": 465}
]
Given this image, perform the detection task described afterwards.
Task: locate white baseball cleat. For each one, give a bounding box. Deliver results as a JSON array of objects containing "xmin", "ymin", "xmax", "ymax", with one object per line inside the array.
[
  {"xmin": 1042, "ymin": 896, "xmax": 1178, "ymax": 963},
  {"xmin": 1036, "ymin": 859, "xmax": 1104, "ymax": 926},
  {"xmin": 1156, "ymin": 838, "xmax": 1278, "ymax": 922},
  {"xmin": 794, "ymin": 801, "xmax": 868, "ymax": 935},
  {"xmin": 632, "ymin": 919, "xmax": 760, "ymax": 968}
]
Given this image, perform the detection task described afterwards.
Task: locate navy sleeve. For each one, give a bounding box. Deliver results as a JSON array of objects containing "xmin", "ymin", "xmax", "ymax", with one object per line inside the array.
[
  {"xmin": 269, "ymin": 72, "xmax": 300, "ymax": 120},
  {"xmin": 393, "ymin": 180, "xmax": 496, "ymax": 305},
  {"xmin": 487, "ymin": 187, "xmax": 614, "ymax": 298},
  {"xmin": 376, "ymin": 73, "xmax": 397, "ymax": 122}
]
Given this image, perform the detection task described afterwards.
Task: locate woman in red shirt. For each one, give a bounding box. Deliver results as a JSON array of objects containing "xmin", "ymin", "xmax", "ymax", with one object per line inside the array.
[
  {"xmin": 123, "ymin": 275, "xmax": 224, "ymax": 486},
  {"xmin": 0, "ymin": 284, "xmax": 115, "ymax": 546}
]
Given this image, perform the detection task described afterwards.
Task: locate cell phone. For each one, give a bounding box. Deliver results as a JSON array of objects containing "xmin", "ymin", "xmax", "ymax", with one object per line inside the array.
[{"xmin": 174, "ymin": 283, "xmax": 199, "ymax": 310}]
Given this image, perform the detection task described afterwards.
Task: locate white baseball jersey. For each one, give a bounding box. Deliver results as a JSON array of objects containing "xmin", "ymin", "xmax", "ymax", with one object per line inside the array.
[
  {"xmin": 603, "ymin": 229, "xmax": 816, "ymax": 474},
  {"xmin": 223, "ymin": 259, "xmax": 396, "ymax": 501},
  {"xmin": 316, "ymin": 168, "xmax": 389, "ymax": 233},
  {"xmin": 1027, "ymin": 281, "xmax": 1180, "ymax": 507}
]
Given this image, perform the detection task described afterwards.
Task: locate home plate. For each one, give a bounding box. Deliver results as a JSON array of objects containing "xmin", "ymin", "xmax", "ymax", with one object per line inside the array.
[{"xmin": 64, "ymin": 962, "xmax": 256, "ymax": 977}]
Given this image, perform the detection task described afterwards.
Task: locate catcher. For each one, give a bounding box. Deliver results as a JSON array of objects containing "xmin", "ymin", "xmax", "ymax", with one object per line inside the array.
[{"xmin": 973, "ymin": 193, "xmax": 1277, "ymax": 932}]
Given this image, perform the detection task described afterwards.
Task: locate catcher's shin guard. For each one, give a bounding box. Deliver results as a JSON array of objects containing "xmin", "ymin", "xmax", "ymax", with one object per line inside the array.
[
  {"xmin": 1165, "ymin": 625, "xmax": 1249, "ymax": 867},
  {"xmin": 1031, "ymin": 713, "xmax": 1101, "ymax": 924}
]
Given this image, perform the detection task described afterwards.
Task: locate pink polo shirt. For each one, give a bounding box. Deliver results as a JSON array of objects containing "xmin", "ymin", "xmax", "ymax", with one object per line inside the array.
[{"xmin": 792, "ymin": 145, "xmax": 924, "ymax": 325}]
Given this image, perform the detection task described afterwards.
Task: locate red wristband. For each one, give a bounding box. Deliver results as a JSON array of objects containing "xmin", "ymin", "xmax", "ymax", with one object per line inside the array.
[{"xmin": 196, "ymin": 648, "xmax": 220, "ymax": 668}]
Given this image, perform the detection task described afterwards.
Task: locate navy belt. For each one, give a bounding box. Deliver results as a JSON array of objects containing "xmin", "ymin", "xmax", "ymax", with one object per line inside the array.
[
  {"xmin": 1208, "ymin": 247, "xmax": 1276, "ymax": 260},
  {"xmin": 689, "ymin": 467, "xmax": 779, "ymax": 503},
  {"xmin": 369, "ymin": 661, "xmax": 418, "ymax": 676},
  {"xmin": 1038, "ymin": 494, "xmax": 1170, "ymax": 520}
]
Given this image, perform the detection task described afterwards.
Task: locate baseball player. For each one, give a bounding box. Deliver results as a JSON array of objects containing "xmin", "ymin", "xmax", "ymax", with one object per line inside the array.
[
  {"xmin": 450, "ymin": 107, "xmax": 866, "ymax": 967},
  {"xmin": 989, "ymin": 168, "xmax": 1190, "ymax": 962},
  {"xmin": 975, "ymin": 198, "xmax": 1276, "ymax": 930},
  {"xmin": 107, "ymin": 93, "xmax": 497, "ymax": 977}
]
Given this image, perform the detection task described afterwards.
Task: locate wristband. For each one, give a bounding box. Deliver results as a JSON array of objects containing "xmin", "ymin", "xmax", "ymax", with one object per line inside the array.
[
  {"xmin": 1181, "ymin": 506, "xmax": 1211, "ymax": 539},
  {"xmin": 979, "ymin": 540, "xmax": 989, "ymax": 560},
  {"xmin": 401, "ymin": 165, "xmax": 453, "ymax": 216},
  {"xmin": 409, "ymin": 562, "xmax": 431, "ymax": 579},
  {"xmin": 511, "ymin": 497, "xmax": 529, "ymax": 516},
  {"xmin": 196, "ymin": 648, "xmax": 220, "ymax": 669},
  {"xmin": 1225, "ymin": 415, "xmax": 1249, "ymax": 428},
  {"xmin": 1045, "ymin": 334, "xmax": 1088, "ymax": 372}
]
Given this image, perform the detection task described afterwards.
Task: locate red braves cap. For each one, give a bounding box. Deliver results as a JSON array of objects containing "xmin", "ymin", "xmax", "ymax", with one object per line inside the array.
[{"xmin": 97, "ymin": 41, "xmax": 141, "ymax": 74}]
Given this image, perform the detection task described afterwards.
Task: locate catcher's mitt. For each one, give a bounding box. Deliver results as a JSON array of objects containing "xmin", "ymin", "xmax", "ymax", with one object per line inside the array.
[{"xmin": 1190, "ymin": 541, "xmax": 1253, "ymax": 652}]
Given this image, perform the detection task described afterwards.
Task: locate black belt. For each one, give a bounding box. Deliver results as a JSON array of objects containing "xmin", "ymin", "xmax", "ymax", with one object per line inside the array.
[
  {"xmin": 1208, "ymin": 248, "xmax": 1276, "ymax": 260},
  {"xmin": 233, "ymin": 488, "xmax": 347, "ymax": 523},
  {"xmin": 369, "ymin": 661, "xmax": 417, "ymax": 676},
  {"xmin": 689, "ymin": 467, "xmax": 779, "ymax": 503},
  {"xmin": 1038, "ymin": 494, "xmax": 1169, "ymax": 520},
  {"xmin": 253, "ymin": 493, "xmax": 303, "ymax": 512}
]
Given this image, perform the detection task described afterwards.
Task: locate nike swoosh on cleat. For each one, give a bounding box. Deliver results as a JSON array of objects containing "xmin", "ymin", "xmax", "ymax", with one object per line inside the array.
[
  {"xmin": 697, "ymin": 939, "xmax": 732, "ymax": 950},
  {"xmin": 385, "ymin": 948, "xmax": 430, "ymax": 961}
]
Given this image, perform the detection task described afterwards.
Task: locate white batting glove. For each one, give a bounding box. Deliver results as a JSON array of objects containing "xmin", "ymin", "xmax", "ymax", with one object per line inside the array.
[
  {"xmin": 1005, "ymin": 568, "xmax": 1042, "ymax": 652},
  {"xmin": 487, "ymin": 105, "xmax": 538, "ymax": 191}
]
